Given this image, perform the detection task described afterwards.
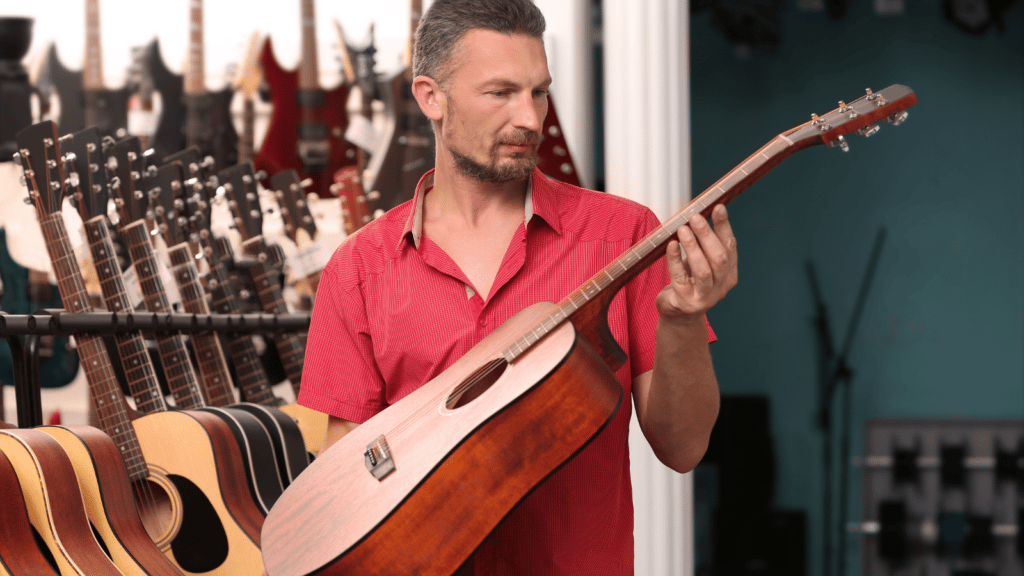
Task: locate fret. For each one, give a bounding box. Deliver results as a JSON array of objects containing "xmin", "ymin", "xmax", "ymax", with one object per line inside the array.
[
  {"xmin": 184, "ymin": 0, "xmax": 205, "ymax": 95},
  {"xmin": 83, "ymin": 0, "xmax": 104, "ymax": 90}
]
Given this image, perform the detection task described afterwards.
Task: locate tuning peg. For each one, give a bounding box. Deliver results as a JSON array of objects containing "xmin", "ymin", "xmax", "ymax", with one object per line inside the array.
[
  {"xmin": 23, "ymin": 196, "xmax": 33, "ymax": 205},
  {"xmin": 857, "ymin": 124, "xmax": 880, "ymax": 138},
  {"xmin": 106, "ymin": 156, "xmax": 118, "ymax": 171},
  {"xmin": 885, "ymin": 111, "xmax": 909, "ymax": 126},
  {"xmin": 826, "ymin": 135, "xmax": 849, "ymax": 152},
  {"xmin": 12, "ymin": 151, "xmax": 23, "ymax": 166}
]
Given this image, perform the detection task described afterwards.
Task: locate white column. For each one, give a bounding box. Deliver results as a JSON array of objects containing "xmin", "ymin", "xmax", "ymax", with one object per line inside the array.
[
  {"xmin": 534, "ymin": 0, "xmax": 596, "ymax": 189},
  {"xmin": 604, "ymin": 1, "xmax": 694, "ymax": 575}
]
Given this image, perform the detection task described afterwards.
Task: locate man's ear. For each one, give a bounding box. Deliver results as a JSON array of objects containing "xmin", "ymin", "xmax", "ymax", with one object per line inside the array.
[{"xmin": 412, "ymin": 75, "xmax": 445, "ymax": 122}]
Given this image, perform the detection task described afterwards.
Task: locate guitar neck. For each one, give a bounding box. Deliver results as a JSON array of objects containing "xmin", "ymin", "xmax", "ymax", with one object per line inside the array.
[
  {"xmin": 203, "ymin": 235, "xmax": 281, "ymax": 406},
  {"xmin": 184, "ymin": 0, "xmax": 205, "ymax": 95},
  {"xmin": 166, "ymin": 242, "xmax": 238, "ymax": 407},
  {"xmin": 298, "ymin": 0, "xmax": 319, "ymax": 90},
  {"xmin": 82, "ymin": 0, "xmax": 104, "ymax": 90},
  {"xmin": 238, "ymin": 97, "xmax": 255, "ymax": 164},
  {"xmin": 120, "ymin": 220, "xmax": 209, "ymax": 409},
  {"xmin": 82, "ymin": 216, "xmax": 172, "ymax": 414},
  {"xmin": 38, "ymin": 212, "xmax": 148, "ymax": 482},
  {"xmin": 240, "ymin": 236, "xmax": 305, "ymax": 396}
]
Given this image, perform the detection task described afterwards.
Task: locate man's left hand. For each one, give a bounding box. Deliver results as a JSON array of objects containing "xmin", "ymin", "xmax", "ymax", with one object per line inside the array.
[{"xmin": 658, "ymin": 204, "xmax": 738, "ymax": 319}]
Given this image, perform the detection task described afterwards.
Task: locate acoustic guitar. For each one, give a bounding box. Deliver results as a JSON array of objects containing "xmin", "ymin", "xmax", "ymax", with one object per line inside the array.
[
  {"xmin": 15, "ymin": 120, "xmax": 266, "ymax": 576},
  {"xmin": 0, "ymin": 449, "xmax": 60, "ymax": 575},
  {"xmin": 100, "ymin": 134, "xmax": 287, "ymax": 515},
  {"xmin": 0, "ymin": 427, "xmax": 123, "ymax": 575},
  {"xmin": 261, "ymin": 84, "xmax": 919, "ymax": 575},
  {"xmin": 159, "ymin": 149, "xmax": 311, "ymax": 485}
]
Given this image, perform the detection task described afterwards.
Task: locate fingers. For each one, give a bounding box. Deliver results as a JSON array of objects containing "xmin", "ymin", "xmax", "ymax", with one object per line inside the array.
[{"xmin": 673, "ymin": 205, "xmax": 737, "ymax": 289}]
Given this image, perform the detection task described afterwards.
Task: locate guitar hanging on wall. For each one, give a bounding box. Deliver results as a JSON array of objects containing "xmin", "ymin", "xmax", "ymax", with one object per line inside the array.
[
  {"xmin": 33, "ymin": 0, "xmax": 128, "ymax": 139},
  {"xmin": 256, "ymin": 0, "xmax": 357, "ymax": 198},
  {"xmin": 261, "ymin": 84, "xmax": 919, "ymax": 576}
]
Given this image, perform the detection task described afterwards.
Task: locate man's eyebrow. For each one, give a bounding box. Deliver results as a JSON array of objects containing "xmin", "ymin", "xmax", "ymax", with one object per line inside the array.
[{"xmin": 480, "ymin": 77, "xmax": 553, "ymax": 89}]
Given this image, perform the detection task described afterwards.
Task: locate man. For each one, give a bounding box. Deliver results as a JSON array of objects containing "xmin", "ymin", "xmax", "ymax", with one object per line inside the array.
[{"xmin": 298, "ymin": 0, "xmax": 738, "ymax": 573}]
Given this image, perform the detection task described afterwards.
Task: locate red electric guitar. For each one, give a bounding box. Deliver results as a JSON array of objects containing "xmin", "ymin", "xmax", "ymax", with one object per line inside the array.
[{"xmin": 256, "ymin": 0, "xmax": 357, "ymax": 197}]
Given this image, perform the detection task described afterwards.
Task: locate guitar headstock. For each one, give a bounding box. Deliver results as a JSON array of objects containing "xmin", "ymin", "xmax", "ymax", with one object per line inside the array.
[
  {"xmin": 14, "ymin": 120, "xmax": 68, "ymax": 219},
  {"xmin": 330, "ymin": 166, "xmax": 376, "ymax": 236},
  {"xmin": 103, "ymin": 136, "xmax": 150, "ymax": 226},
  {"xmin": 789, "ymin": 84, "xmax": 918, "ymax": 151},
  {"xmin": 270, "ymin": 169, "xmax": 317, "ymax": 244},
  {"xmin": 219, "ymin": 161, "xmax": 263, "ymax": 241},
  {"xmin": 148, "ymin": 162, "xmax": 192, "ymax": 248},
  {"xmin": 60, "ymin": 127, "xmax": 110, "ymax": 221},
  {"xmin": 164, "ymin": 146, "xmax": 217, "ymax": 186}
]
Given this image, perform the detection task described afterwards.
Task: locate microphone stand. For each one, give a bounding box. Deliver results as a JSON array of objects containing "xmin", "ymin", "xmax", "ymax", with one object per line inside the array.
[{"xmin": 807, "ymin": 226, "xmax": 886, "ymax": 576}]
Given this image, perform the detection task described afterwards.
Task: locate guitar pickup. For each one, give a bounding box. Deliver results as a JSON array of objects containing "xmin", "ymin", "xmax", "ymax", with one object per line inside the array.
[{"xmin": 364, "ymin": 435, "xmax": 396, "ymax": 481}]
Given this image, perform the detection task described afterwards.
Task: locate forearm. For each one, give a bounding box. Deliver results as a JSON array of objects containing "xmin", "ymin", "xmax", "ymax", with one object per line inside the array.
[{"xmin": 635, "ymin": 314, "xmax": 720, "ymax": 473}]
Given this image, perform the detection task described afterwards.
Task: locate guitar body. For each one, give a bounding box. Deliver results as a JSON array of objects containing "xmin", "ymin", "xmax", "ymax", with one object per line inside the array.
[
  {"xmin": 145, "ymin": 40, "xmax": 186, "ymax": 164},
  {"xmin": 183, "ymin": 90, "xmax": 238, "ymax": 171},
  {"xmin": 35, "ymin": 45, "xmax": 130, "ymax": 140},
  {"xmin": 363, "ymin": 70, "xmax": 435, "ymax": 211},
  {"xmin": 277, "ymin": 403, "xmax": 327, "ymax": 457},
  {"xmin": 36, "ymin": 425, "xmax": 185, "ymax": 576},
  {"xmin": 133, "ymin": 409, "xmax": 266, "ymax": 575},
  {"xmin": 255, "ymin": 37, "xmax": 357, "ymax": 198},
  {"xmin": 262, "ymin": 302, "xmax": 623, "ymax": 576},
  {"xmin": 0, "ymin": 428, "xmax": 124, "ymax": 575},
  {"xmin": 229, "ymin": 403, "xmax": 310, "ymax": 486},
  {"xmin": 0, "ymin": 450, "xmax": 59, "ymax": 576},
  {"xmin": 0, "ymin": 228, "xmax": 79, "ymax": 389},
  {"xmin": 197, "ymin": 406, "xmax": 285, "ymax": 514}
]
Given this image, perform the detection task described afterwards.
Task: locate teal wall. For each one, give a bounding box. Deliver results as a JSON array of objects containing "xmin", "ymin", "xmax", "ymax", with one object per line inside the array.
[{"xmin": 689, "ymin": 1, "xmax": 1024, "ymax": 574}]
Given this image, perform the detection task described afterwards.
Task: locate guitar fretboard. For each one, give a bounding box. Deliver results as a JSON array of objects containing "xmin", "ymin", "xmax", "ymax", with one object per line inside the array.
[
  {"xmin": 501, "ymin": 134, "xmax": 792, "ymax": 363},
  {"xmin": 184, "ymin": 0, "xmax": 205, "ymax": 95},
  {"xmin": 298, "ymin": 0, "xmax": 319, "ymax": 90},
  {"xmin": 167, "ymin": 242, "xmax": 238, "ymax": 407},
  {"xmin": 83, "ymin": 0, "xmax": 104, "ymax": 90},
  {"xmin": 121, "ymin": 220, "xmax": 208, "ymax": 409},
  {"xmin": 40, "ymin": 212, "xmax": 149, "ymax": 481}
]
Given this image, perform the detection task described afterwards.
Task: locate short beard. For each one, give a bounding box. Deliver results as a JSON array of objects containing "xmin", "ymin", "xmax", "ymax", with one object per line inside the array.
[{"xmin": 448, "ymin": 130, "xmax": 542, "ymax": 184}]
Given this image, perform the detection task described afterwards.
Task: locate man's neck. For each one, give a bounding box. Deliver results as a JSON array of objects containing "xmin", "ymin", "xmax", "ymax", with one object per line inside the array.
[{"xmin": 426, "ymin": 161, "xmax": 529, "ymax": 228}]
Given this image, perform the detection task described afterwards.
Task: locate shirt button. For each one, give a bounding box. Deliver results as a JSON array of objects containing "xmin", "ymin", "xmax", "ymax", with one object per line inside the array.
[{"xmin": 478, "ymin": 318, "xmax": 487, "ymax": 327}]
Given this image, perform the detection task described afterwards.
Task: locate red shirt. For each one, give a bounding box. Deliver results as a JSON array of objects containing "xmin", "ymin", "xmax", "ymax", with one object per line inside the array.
[{"xmin": 299, "ymin": 169, "xmax": 713, "ymax": 574}]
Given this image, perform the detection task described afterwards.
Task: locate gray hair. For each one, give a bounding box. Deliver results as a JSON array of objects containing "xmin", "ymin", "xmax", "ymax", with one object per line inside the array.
[{"xmin": 413, "ymin": 0, "xmax": 546, "ymax": 88}]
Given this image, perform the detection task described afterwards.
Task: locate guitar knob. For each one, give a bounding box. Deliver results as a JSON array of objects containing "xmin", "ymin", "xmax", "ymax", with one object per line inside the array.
[
  {"xmin": 885, "ymin": 111, "xmax": 909, "ymax": 126},
  {"xmin": 826, "ymin": 135, "xmax": 850, "ymax": 152},
  {"xmin": 857, "ymin": 124, "xmax": 880, "ymax": 138}
]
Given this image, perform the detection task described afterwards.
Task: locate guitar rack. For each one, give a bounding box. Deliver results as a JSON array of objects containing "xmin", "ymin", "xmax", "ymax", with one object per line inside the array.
[{"xmin": 0, "ymin": 310, "xmax": 311, "ymax": 428}]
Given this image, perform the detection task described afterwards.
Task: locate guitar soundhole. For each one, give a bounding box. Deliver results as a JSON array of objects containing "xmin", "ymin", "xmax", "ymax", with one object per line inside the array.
[
  {"xmin": 446, "ymin": 358, "xmax": 508, "ymax": 410},
  {"xmin": 167, "ymin": 474, "xmax": 230, "ymax": 573}
]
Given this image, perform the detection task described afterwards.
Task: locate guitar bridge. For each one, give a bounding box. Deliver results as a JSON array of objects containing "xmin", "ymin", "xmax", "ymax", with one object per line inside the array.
[{"xmin": 364, "ymin": 435, "xmax": 396, "ymax": 481}]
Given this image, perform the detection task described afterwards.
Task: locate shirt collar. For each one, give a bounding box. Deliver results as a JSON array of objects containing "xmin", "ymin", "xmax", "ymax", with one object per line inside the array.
[{"xmin": 398, "ymin": 168, "xmax": 562, "ymax": 252}]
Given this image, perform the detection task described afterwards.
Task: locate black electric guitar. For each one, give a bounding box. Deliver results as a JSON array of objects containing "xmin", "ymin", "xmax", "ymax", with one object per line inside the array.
[
  {"xmin": 261, "ymin": 85, "xmax": 919, "ymax": 576},
  {"xmin": 15, "ymin": 120, "xmax": 266, "ymax": 575},
  {"xmin": 362, "ymin": 0, "xmax": 435, "ymax": 211},
  {"xmin": 180, "ymin": 0, "xmax": 238, "ymax": 170},
  {"xmin": 142, "ymin": 38, "xmax": 185, "ymax": 163},
  {"xmin": 33, "ymin": 0, "xmax": 129, "ymax": 139}
]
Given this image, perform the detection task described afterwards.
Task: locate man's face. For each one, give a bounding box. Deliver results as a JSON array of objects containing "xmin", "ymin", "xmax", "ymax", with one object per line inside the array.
[{"xmin": 438, "ymin": 30, "xmax": 551, "ymax": 183}]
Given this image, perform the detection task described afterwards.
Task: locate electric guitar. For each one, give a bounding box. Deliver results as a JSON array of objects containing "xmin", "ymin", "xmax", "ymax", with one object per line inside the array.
[
  {"xmin": 233, "ymin": 32, "xmax": 264, "ymax": 165},
  {"xmin": 261, "ymin": 84, "xmax": 919, "ymax": 576},
  {"xmin": 142, "ymin": 38, "xmax": 186, "ymax": 163},
  {"xmin": 255, "ymin": 0, "xmax": 357, "ymax": 198},
  {"xmin": 15, "ymin": 120, "xmax": 266, "ymax": 575},
  {"xmin": 362, "ymin": 0, "xmax": 435, "ymax": 211},
  {"xmin": 180, "ymin": 0, "xmax": 238, "ymax": 170},
  {"xmin": 33, "ymin": 0, "xmax": 130, "ymax": 140}
]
